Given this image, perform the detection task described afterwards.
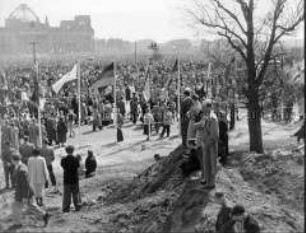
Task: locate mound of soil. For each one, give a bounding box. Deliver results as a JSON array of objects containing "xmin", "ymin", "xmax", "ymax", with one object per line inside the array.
[
  {"xmin": 102, "ymin": 146, "xmax": 186, "ymax": 233},
  {"xmin": 240, "ymin": 151, "xmax": 304, "ymax": 213}
]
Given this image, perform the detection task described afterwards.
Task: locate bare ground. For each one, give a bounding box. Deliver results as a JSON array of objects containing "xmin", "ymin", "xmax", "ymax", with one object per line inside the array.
[{"xmin": 0, "ymin": 110, "xmax": 304, "ymax": 233}]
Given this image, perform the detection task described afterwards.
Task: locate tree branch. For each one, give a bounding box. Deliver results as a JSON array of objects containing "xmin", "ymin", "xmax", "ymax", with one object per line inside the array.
[
  {"xmin": 212, "ymin": 0, "xmax": 247, "ymax": 34},
  {"xmin": 255, "ymin": 0, "xmax": 284, "ymax": 86},
  {"xmin": 218, "ymin": 32, "xmax": 247, "ymax": 61},
  {"xmin": 274, "ymin": 13, "xmax": 304, "ymax": 43}
]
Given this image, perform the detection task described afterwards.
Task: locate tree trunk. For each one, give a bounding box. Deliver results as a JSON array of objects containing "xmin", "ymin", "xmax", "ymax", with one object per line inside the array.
[{"xmin": 247, "ymin": 90, "xmax": 264, "ymax": 153}]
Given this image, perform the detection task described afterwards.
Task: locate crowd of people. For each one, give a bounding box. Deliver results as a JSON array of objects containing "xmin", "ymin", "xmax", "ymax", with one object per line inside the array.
[{"xmin": 0, "ymin": 58, "xmax": 257, "ymax": 231}]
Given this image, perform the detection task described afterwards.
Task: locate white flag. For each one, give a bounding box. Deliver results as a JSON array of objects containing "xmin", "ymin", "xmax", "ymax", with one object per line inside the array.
[{"xmin": 52, "ymin": 64, "xmax": 77, "ymax": 94}]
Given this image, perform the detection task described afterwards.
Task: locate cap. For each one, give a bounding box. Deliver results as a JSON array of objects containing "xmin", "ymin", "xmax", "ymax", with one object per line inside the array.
[{"xmin": 232, "ymin": 204, "xmax": 245, "ymax": 216}]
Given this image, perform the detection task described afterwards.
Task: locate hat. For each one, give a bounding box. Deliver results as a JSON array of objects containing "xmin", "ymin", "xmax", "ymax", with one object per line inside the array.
[
  {"xmin": 232, "ymin": 204, "xmax": 245, "ymax": 216},
  {"xmin": 33, "ymin": 148, "xmax": 41, "ymax": 156}
]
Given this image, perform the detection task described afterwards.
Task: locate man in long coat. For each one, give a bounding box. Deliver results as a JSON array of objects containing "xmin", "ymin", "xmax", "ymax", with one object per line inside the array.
[
  {"xmin": 194, "ymin": 99, "xmax": 219, "ymax": 188},
  {"xmin": 180, "ymin": 88, "xmax": 194, "ymax": 149}
]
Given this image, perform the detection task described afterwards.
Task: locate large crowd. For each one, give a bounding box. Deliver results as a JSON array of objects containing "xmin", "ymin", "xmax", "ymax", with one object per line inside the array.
[{"xmin": 0, "ymin": 58, "xmax": 263, "ymax": 232}]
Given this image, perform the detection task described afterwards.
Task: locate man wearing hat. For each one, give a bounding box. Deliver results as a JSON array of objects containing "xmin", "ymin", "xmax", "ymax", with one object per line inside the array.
[
  {"xmin": 180, "ymin": 88, "xmax": 194, "ymax": 149},
  {"xmin": 194, "ymin": 99, "xmax": 219, "ymax": 188}
]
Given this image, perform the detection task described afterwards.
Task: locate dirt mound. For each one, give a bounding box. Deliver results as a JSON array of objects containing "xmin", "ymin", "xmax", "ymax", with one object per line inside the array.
[
  {"xmin": 102, "ymin": 146, "xmax": 186, "ymax": 233},
  {"xmin": 160, "ymin": 150, "xmax": 304, "ymax": 233},
  {"xmin": 240, "ymin": 151, "xmax": 304, "ymax": 214}
]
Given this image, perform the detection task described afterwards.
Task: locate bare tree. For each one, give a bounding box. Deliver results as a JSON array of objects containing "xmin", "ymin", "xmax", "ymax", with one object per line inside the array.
[{"xmin": 187, "ymin": 0, "xmax": 304, "ymax": 153}]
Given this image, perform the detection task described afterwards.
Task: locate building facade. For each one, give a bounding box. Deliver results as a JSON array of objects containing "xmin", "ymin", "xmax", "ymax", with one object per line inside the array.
[{"xmin": 0, "ymin": 4, "xmax": 94, "ymax": 54}]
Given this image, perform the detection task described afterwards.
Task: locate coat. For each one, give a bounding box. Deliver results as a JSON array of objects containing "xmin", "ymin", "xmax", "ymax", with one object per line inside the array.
[
  {"xmin": 46, "ymin": 117, "xmax": 57, "ymax": 141},
  {"xmin": 40, "ymin": 146, "xmax": 55, "ymax": 165},
  {"xmin": 85, "ymin": 156, "xmax": 97, "ymax": 175},
  {"xmin": 57, "ymin": 120, "xmax": 67, "ymax": 143},
  {"xmin": 13, "ymin": 163, "xmax": 33, "ymax": 202},
  {"xmin": 180, "ymin": 96, "xmax": 193, "ymax": 121},
  {"xmin": 61, "ymin": 154, "xmax": 80, "ymax": 185},
  {"xmin": 28, "ymin": 156, "xmax": 48, "ymax": 185},
  {"xmin": 19, "ymin": 142, "xmax": 34, "ymax": 164}
]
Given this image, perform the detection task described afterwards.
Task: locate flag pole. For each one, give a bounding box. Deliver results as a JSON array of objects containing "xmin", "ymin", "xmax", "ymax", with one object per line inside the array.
[
  {"xmin": 113, "ymin": 61, "xmax": 117, "ymax": 143},
  {"xmin": 148, "ymin": 63, "xmax": 151, "ymax": 141},
  {"xmin": 177, "ymin": 55, "xmax": 181, "ymax": 136},
  {"xmin": 36, "ymin": 61, "xmax": 43, "ymax": 148},
  {"xmin": 78, "ymin": 60, "xmax": 81, "ymax": 147}
]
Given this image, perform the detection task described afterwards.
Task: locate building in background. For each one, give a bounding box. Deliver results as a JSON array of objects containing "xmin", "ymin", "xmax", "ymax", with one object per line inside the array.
[{"xmin": 0, "ymin": 4, "xmax": 94, "ymax": 54}]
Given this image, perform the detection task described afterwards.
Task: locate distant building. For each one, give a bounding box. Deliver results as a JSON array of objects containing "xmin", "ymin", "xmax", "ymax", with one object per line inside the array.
[{"xmin": 0, "ymin": 4, "xmax": 94, "ymax": 54}]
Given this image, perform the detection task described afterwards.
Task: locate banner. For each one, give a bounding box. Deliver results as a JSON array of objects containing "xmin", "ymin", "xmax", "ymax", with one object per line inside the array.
[
  {"xmin": 52, "ymin": 64, "xmax": 77, "ymax": 94},
  {"xmin": 90, "ymin": 62, "xmax": 114, "ymax": 95}
]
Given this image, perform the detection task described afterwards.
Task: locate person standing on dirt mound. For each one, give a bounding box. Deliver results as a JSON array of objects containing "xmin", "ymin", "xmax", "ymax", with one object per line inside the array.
[
  {"xmin": 61, "ymin": 145, "xmax": 82, "ymax": 213},
  {"xmin": 180, "ymin": 88, "xmax": 194, "ymax": 150},
  {"xmin": 194, "ymin": 99, "xmax": 219, "ymax": 189},
  {"xmin": 28, "ymin": 148, "xmax": 49, "ymax": 207}
]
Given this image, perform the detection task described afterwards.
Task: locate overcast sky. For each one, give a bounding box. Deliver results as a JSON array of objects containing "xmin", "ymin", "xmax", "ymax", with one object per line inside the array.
[{"xmin": 0, "ymin": 0, "xmax": 303, "ymax": 42}]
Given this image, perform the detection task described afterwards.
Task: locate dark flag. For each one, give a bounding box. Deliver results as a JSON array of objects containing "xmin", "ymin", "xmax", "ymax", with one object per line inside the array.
[{"xmin": 90, "ymin": 62, "xmax": 115, "ymax": 95}]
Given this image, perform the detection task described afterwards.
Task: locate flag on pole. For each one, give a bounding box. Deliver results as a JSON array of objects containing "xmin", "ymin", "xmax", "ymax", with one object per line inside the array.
[
  {"xmin": 90, "ymin": 62, "xmax": 114, "ymax": 95},
  {"xmin": 142, "ymin": 67, "xmax": 150, "ymax": 102},
  {"xmin": 52, "ymin": 64, "xmax": 77, "ymax": 94}
]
